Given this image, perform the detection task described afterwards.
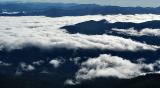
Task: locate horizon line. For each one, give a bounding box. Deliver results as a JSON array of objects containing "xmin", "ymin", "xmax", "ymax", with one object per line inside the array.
[{"xmin": 0, "ymin": 1, "xmax": 160, "ymax": 8}]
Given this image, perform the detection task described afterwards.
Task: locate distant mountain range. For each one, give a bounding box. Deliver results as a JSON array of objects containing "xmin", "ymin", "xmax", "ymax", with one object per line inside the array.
[{"xmin": 1, "ymin": 2, "xmax": 160, "ymax": 17}]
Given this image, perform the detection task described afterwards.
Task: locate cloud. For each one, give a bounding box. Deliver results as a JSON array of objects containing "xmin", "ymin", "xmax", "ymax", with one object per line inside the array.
[
  {"xmin": 19, "ymin": 62, "xmax": 35, "ymax": 71},
  {"xmin": 32, "ymin": 60, "xmax": 45, "ymax": 66},
  {"xmin": 112, "ymin": 28, "xmax": 160, "ymax": 36},
  {"xmin": 49, "ymin": 59, "xmax": 62, "ymax": 68},
  {"xmin": 70, "ymin": 57, "xmax": 81, "ymax": 65},
  {"xmin": 104, "ymin": 14, "xmax": 160, "ymax": 23},
  {"xmin": 64, "ymin": 79, "xmax": 76, "ymax": 85},
  {"xmin": 74, "ymin": 54, "xmax": 160, "ymax": 82},
  {"xmin": 0, "ymin": 15, "xmax": 159, "ymax": 51},
  {"xmin": 0, "ymin": 61, "xmax": 12, "ymax": 66}
]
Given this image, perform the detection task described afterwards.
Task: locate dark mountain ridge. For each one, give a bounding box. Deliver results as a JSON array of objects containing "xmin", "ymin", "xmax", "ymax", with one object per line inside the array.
[{"xmin": 62, "ymin": 20, "xmax": 160, "ymax": 35}]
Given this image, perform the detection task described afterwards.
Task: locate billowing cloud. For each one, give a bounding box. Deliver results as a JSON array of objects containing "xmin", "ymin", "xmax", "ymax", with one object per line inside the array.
[
  {"xmin": 0, "ymin": 15, "xmax": 159, "ymax": 51},
  {"xmin": 112, "ymin": 28, "xmax": 160, "ymax": 36},
  {"xmin": 49, "ymin": 59, "xmax": 62, "ymax": 68},
  {"xmin": 19, "ymin": 62, "xmax": 35, "ymax": 71},
  {"xmin": 74, "ymin": 54, "xmax": 160, "ymax": 82}
]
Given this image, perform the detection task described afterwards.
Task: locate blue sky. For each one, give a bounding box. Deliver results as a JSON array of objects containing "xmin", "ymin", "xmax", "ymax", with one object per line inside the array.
[{"xmin": 0, "ymin": 0, "xmax": 160, "ymax": 7}]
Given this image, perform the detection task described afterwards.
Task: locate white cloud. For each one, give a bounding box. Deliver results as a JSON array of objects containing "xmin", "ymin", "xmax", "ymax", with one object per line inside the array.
[
  {"xmin": 20, "ymin": 62, "xmax": 35, "ymax": 71},
  {"xmin": 104, "ymin": 14, "xmax": 160, "ymax": 23},
  {"xmin": 32, "ymin": 60, "xmax": 45, "ymax": 66},
  {"xmin": 75, "ymin": 54, "xmax": 160, "ymax": 82},
  {"xmin": 0, "ymin": 61, "xmax": 12, "ymax": 66},
  {"xmin": 70, "ymin": 57, "xmax": 81, "ymax": 65},
  {"xmin": 49, "ymin": 59, "xmax": 62, "ymax": 68},
  {"xmin": 0, "ymin": 15, "xmax": 159, "ymax": 51},
  {"xmin": 64, "ymin": 79, "xmax": 76, "ymax": 85},
  {"xmin": 112, "ymin": 28, "xmax": 160, "ymax": 36}
]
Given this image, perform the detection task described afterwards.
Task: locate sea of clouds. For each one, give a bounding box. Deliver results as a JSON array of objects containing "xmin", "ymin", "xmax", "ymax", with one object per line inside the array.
[
  {"xmin": 0, "ymin": 14, "xmax": 160, "ymax": 51},
  {"xmin": 112, "ymin": 28, "xmax": 160, "ymax": 36},
  {"xmin": 0, "ymin": 14, "xmax": 160, "ymax": 84}
]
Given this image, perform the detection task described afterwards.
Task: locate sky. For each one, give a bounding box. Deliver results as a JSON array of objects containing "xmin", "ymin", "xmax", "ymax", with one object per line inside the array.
[{"xmin": 0, "ymin": 0, "xmax": 160, "ymax": 7}]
